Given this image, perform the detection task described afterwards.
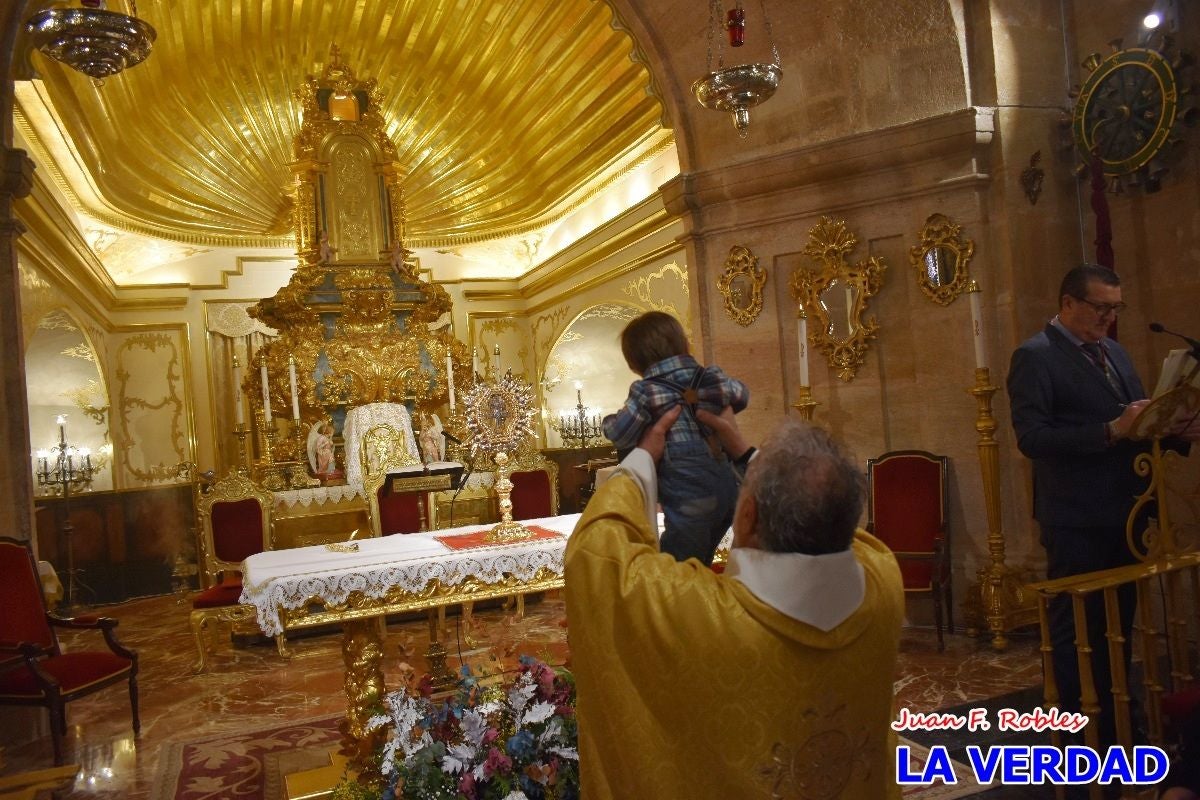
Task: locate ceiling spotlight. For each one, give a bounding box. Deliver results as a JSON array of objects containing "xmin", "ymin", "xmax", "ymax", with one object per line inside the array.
[{"xmin": 1143, "ymin": 12, "xmax": 1162, "ymax": 29}]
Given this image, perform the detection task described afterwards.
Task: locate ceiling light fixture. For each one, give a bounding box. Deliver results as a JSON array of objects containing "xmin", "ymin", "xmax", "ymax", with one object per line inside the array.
[
  {"xmin": 25, "ymin": 0, "xmax": 156, "ymax": 87},
  {"xmin": 692, "ymin": 0, "xmax": 782, "ymax": 138},
  {"xmin": 1143, "ymin": 12, "xmax": 1162, "ymax": 28}
]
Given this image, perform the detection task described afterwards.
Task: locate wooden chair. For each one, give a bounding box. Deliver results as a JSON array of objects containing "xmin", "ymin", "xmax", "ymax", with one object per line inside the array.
[
  {"xmin": 866, "ymin": 450, "xmax": 952, "ymax": 650},
  {"xmin": 0, "ymin": 536, "xmax": 138, "ymax": 765},
  {"xmin": 189, "ymin": 472, "xmax": 288, "ymax": 672}
]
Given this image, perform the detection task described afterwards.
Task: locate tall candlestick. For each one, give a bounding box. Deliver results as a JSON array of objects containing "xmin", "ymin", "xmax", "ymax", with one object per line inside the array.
[
  {"xmin": 56, "ymin": 413, "xmax": 67, "ymax": 442},
  {"xmin": 446, "ymin": 355, "xmax": 456, "ymax": 410},
  {"xmin": 288, "ymin": 356, "xmax": 301, "ymax": 421},
  {"xmin": 797, "ymin": 309, "xmax": 810, "ymax": 386},
  {"xmin": 232, "ymin": 355, "xmax": 244, "ymax": 426},
  {"xmin": 260, "ymin": 361, "xmax": 273, "ymax": 423},
  {"xmin": 473, "ymin": 348, "xmax": 481, "ymax": 380},
  {"xmin": 968, "ymin": 280, "xmax": 986, "ymax": 369},
  {"xmin": 493, "ymin": 344, "xmax": 501, "ymax": 378}
]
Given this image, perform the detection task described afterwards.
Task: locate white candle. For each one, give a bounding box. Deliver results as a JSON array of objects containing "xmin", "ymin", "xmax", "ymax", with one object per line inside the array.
[
  {"xmin": 288, "ymin": 356, "xmax": 301, "ymax": 420},
  {"xmin": 446, "ymin": 354, "xmax": 456, "ymax": 410},
  {"xmin": 797, "ymin": 311, "xmax": 810, "ymax": 386},
  {"xmin": 493, "ymin": 344, "xmax": 501, "ymax": 377},
  {"xmin": 56, "ymin": 414, "xmax": 67, "ymax": 441},
  {"xmin": 232, "ymin": 356, "xmax": 244, "ymax": 426},
  {"xmin": 260, "ymin": 362, "xmax": 272, "ymax": 423},
  {"xmin": 473, "ymin": 348, "xmax": 481, "ymax": 379},
  {"xmin": 969, "ymin": 285, "xmax": 987, "ymax": 369}
]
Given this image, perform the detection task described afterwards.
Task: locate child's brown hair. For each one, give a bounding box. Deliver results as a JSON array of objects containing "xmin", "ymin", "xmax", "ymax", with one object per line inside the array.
[{"xmin": 620, "ymin": 311, "xmax": 689, "ymax": 375}]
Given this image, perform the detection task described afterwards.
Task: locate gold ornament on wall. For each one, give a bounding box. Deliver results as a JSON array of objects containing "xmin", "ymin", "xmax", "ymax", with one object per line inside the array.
[
  {"xmin": 789, "ymin": 218, "xmax": 886, "ymax": 382},
  {"xmin": 908, "ymin": 213, "xmax": 975, "ymax": 306},
  {"xmin": 716, "ymin": 245, "xmax": 767, "ymax": 327}
]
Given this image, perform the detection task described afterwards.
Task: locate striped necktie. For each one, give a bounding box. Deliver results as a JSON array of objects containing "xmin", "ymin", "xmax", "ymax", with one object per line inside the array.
[{"xmin": 1081, "ymin": 342, "xmax": 1125, "ymax": 399}]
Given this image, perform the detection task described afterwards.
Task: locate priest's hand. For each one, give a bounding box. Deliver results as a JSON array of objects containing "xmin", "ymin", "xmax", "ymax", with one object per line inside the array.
[
  {"xmin": 696, "ymin": 406, "xmax": 751, "ymax": 462},
  {"xmin": 637, "ymin": 405, "xmax": 681, "ymax": 463}
]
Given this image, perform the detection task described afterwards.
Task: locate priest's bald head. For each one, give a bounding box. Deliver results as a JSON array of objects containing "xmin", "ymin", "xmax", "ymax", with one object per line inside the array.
[{"xmin": 731, "ymin": 420, "xmax": 864, "ymax": 555}]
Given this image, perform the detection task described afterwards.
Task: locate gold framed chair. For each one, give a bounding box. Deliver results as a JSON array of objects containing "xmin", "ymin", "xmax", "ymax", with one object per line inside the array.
[
  {"xmin": 866, "ymin": 450, "xmax": 952, "ymax": 650},
  {"xmin": 508, "ymin": 449, "xmax": 559, "ymax": 521},
  {"xmin": 189, "ymin": 472, "xmax": 288, "ymax": 672},
  {"xmin": 361, "ymin": 423, "xmax": 428, "ymax": 536}
]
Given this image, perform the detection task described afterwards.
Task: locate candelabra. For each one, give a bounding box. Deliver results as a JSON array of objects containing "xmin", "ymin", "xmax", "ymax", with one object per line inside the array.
[
  {"xmin": 33, "ymin": 415, "xmax": 97, "ymax": 612},
  {"xmin": 557, "ymin": 383, "xmax": 605, "ymax": 448}
]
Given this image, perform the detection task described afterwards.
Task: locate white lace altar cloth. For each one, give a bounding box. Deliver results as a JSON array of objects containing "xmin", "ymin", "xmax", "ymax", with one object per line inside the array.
[
  {"xmin": 240, "ymin": 512, "xmax": 582, "ymax": 636},
  {"xmin": 342, "ymin": 403, "xmax": 420, "ymax": 492}
]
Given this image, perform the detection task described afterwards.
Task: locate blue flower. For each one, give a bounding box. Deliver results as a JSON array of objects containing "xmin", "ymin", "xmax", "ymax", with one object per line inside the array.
[{"xmin": 506, "ymin": 729, "xmax": 536, "ymax": 759}]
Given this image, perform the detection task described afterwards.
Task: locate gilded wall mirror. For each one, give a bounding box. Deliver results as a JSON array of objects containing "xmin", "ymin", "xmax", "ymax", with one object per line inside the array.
[
  {"xmin": 716, "ymin": 245, "xmax": 767, "ymax": 327},
  {"xmin": 908, "ymin": 213, "xmax": 975, "ymax": 305},
  {"xmin": 789, "ymin": 217, "xmax": 887, "ymax": 382}
]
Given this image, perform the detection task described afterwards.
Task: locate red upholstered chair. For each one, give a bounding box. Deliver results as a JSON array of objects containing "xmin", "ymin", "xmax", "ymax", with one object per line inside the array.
[
  {"xmin": 0, "ymin": 536, "xmax": 139, "ymax": 765},
  {"xmin": 509, "ymin": 452, "xmax": 559, "ymax": 521},
  {"xmin": 190, "ymin": 472, "xmax": 287, "ymax": 672},
  {"xmin": 866, "ymin": 450, "xmax": 952, "ymax": 650}
]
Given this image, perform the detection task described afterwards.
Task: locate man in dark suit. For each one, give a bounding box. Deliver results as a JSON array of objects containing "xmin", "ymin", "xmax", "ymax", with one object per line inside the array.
[{"xmin": 1007, "ymin": 264, "xmax": 1151, "ymax": 746}]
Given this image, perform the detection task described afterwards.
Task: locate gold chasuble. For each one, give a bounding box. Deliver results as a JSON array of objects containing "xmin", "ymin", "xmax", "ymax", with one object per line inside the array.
[{"xmin": 565, "ymin": 473, "xmax": 904, "ymax": 800}]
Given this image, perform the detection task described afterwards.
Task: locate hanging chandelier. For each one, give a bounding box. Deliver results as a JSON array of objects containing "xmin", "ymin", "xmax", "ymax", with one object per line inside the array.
[
  {"xmin": 25, "ymin": 0, "xmax": 156, "ymax": 87},
  {"xmin": 692, "ymin": 0, "xmax": 782, "ymax": 138}
]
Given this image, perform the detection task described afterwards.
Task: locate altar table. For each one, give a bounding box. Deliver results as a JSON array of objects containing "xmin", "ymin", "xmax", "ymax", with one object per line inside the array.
[{"xmin": 239, "ymin": 513, "xmax": 581, "ymax": 773}]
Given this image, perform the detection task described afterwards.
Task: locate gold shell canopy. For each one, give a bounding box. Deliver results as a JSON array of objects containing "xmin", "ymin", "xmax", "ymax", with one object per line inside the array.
[{"xmin": 17, "ymin": 0, "xmax": 664, "ymax": 248}]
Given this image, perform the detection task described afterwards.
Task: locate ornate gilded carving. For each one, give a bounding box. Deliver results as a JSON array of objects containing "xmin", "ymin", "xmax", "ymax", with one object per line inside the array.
[
  {"xmin": 115, "ymin": 332, "xmax": 188, "ymax": 482},
  {"xmin": 623, "ymin": 262, "xmax": 689, "ymax": 322},
  {"xmin": 789, "ymin": 218, "xmax": 887, "ymax": 382},
  {"xmin": 716, "ymin": 245, "xmax": 767, "ymax": 327},
  {"xmin": 908, "ymin": 213, "xmax": 974, "ymax": 306}
]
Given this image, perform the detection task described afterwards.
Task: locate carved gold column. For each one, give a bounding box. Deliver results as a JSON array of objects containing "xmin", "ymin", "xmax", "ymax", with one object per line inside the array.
[
  {"xmin": 342, "ymin": 618, "xmax": 387, "ymax": 782},
  {"xmin": 971, "ymin": 367, "xmax": 1036, "ymax": 649},
  {"xmin": 485, "ymin": 451, "xmax": 534, "ymax": 543}
]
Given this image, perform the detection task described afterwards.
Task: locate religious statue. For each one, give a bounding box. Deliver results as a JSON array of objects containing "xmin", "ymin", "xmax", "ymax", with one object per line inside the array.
[
  {"xmin": 417, "ymin": 412, "xmax": 444, "ymax": 464},
  {"xmin": 389, "ymin": 239, "xmax": 412, "ymax": 280},
  {"xmin": 318, "ymin": 231, "xmax": 337, "ymax": 264},
  {"xmin": 307, "ymin": 421, "xmax": 343, "ymax": 482}
]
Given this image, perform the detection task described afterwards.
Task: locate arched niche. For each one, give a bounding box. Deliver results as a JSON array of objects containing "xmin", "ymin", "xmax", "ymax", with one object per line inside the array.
[
  {"xmin": 541, "ymin": 302, "xmax": 643, "ymax": 448},
  {"xmin": 25, "ymin": 310, "xmax": 112, "ymax": 492}
]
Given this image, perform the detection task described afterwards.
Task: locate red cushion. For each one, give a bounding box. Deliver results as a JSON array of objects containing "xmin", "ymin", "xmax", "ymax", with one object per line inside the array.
[
  {"xmin": 510, "ymin": 470, "xmax": 552, "ymax": 521},
  {"xmin": 211, "ymin": 498, "xmax": 265, "ymax": 563},
  {"xmin": 0, "ymin": 652, "xmax": 131, "ymax": 697},
  {"xmin": 0, "ymin": 540, "xmax": 54, "ymax": 652},
  {"xmin": 870, "ymin": 455, "xmax": 943, "ymax": 555},
  {"xmin": 192, "ymin": 579, "xmax": 244, "ymax": 609},
  {"xmin": 378, "ymin": 487, "xmax": 427, "ymax": 535},
  {"xmin": 898, "ymin": 561, "xmax": 935, "ymax": 591}
]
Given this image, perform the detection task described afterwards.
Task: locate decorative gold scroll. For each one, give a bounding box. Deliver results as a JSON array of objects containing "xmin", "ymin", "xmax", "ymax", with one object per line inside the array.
[
  {"xmin": 789, "ymin": 218, "xmax": 887, "ymax": 382},
  {"xmin": 908, "ymin": 213, "xmax": 975, "ymax": 306},
  {"xmin": 716, "ymin": 245, "xmax": 767, "ymax": 327}
]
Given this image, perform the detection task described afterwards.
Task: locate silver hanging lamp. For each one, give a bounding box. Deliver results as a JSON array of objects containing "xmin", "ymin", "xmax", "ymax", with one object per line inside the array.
[
  {"xmin": 691, "ymin": 0, "xmax": 782, "ymax": 138},
  {"xmin": 26, "ymin": 0, "xmax": 156, "ymax": 87}
]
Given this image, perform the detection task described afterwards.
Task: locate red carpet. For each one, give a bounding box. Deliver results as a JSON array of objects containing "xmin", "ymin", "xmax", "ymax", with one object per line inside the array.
[{"xmin": 151, "ymin": 715, "xmax": 342, "ymax": 800}]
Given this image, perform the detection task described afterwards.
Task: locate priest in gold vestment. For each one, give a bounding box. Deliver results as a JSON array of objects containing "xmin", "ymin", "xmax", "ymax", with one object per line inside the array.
[{"xmin": 565, "ymin": 409, "xmax": 905, "ymax": 799}]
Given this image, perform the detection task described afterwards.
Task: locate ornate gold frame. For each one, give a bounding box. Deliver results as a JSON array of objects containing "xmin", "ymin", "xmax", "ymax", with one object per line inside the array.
[
  {"xmin": 908, "ymin": 213, "xmax": 975, "ymax": 306},
  {"xmin": 716, "ymin": 245, "xmax": 767, "ymax": 327},
  {"xmin": 789, "ymin": 218, "xmax": 887, "ymax": 382}
]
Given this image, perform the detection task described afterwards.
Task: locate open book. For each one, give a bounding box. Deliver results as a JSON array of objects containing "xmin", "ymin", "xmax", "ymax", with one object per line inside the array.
[{"xmin": 1152, "ymin": 348, "xmax": 1200, "ymax": 398}]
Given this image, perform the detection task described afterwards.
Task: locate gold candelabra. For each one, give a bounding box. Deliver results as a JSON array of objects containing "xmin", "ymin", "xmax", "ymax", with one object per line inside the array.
[
  {"xmin": 970, "ymin": 366, "xmax": 1037, "ymax": 649},
  {"xmin": 34, "ymin": 416, "xmax": 97, "ymax": 611},
  {"xmin": 791, "ymin": 385, "xmax": 819, "ymax": 421}
]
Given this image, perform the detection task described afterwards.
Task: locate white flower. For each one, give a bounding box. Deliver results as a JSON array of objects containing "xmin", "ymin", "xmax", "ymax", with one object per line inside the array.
[
  {"xmin": 460, "ymin": 708, "xmax": 490, "ymax": 747},
  {"xmin": 537, "ymin": 718, "xmax": 562, "ymax": 743},
  {"xmin": 522, "ymin": 701, "xmax": 556, "ymax": 726},
  {"xmin": 507, "ymin": 676, "xmax": 537, "ymax": 715},
  {"xmin": 550, "ymin": 746, "xmax": 579, "ymax": 760},
  {"xmin": 442, "ymin": 743, "xmax": 477, "ymax": 775},
  {"xmin": 501, "ymin": 792, "xmax": 529, "ymax": 800}
]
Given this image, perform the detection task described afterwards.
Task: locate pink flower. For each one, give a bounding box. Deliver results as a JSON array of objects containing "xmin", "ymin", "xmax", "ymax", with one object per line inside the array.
[
  {"xmin": 482, "ymin": 727, "xmax": 500, "ymax": 745},
  {"xmin": 484, "ymin": 746, "xmax": 513, "ymax": 777},
  {"xmin": 458, "ymin": 772, "xmax": 477, "ymax": 798}
]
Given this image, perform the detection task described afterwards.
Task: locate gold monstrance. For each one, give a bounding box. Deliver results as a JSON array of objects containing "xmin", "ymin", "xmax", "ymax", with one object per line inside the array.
[{"xmin": 461, "ymin": 371, "xmax": 537, "ymax": 542}]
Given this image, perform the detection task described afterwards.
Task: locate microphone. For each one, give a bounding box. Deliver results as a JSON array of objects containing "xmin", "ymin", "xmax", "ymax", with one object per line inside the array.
[
  {"xmin": 441, "ymin": 430, "xmax": 462, "ymax": 445},
  {"xmin": 1149, "ymin": 322, "xmax": 1200, "ymax": 354}
]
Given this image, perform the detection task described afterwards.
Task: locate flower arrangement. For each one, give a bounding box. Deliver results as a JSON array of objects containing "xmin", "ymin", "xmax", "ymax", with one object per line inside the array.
[{"xmin": 337, "ymin": 657, "xmax": 579, "ymax": 800}]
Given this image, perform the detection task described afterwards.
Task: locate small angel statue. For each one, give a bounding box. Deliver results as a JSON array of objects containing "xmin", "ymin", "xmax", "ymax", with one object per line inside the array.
[{"xmin": 307, "ymin": 421, "xmax": 343, "ymax": 482}]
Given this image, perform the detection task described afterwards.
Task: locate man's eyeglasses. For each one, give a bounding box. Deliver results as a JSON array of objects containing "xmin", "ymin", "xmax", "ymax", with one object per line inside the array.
[{"xmin": 1074, "ymin": 297, "xmax": 1128, "ymax": 317}]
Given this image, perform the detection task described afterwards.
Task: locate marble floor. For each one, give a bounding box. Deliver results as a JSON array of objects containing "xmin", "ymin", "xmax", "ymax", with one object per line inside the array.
[{"xmin": 1, "ymin": 592, "xmax": 1046, "ymax": 799}]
